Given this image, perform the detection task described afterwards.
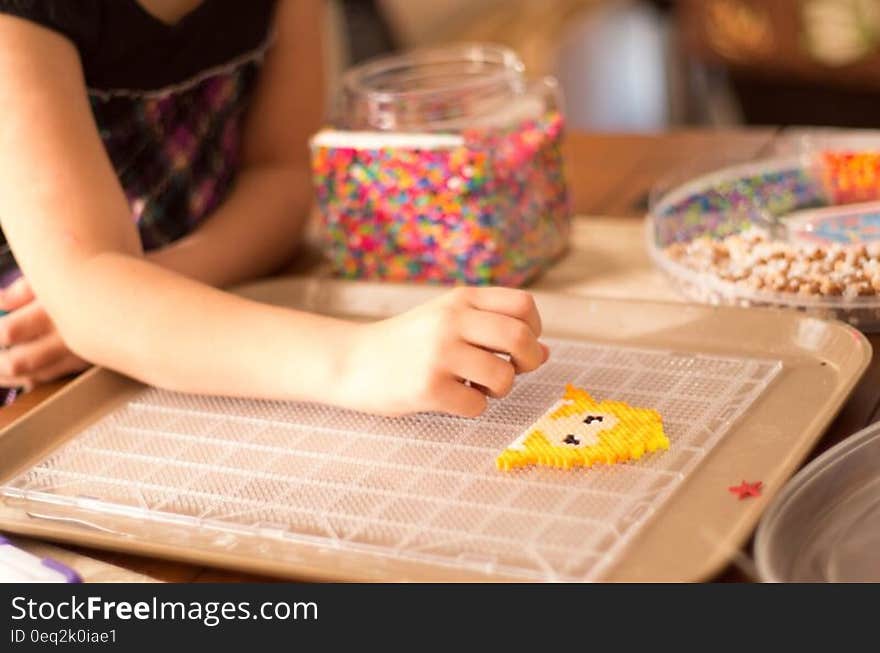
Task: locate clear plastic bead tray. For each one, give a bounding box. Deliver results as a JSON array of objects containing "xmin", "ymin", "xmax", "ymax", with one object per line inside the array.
[
  {"xmin": 0, "ymin": 280, "xmax": 869, "ymax": 581},
  {"xmin": 1, "ymin": 341, "xmax": 780, "ymax": 582}
]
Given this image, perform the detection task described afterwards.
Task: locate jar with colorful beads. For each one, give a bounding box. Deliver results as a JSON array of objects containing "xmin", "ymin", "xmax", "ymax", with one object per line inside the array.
[{"xmin": 310, "ymin": 43, "xmax": 570, "ymax": 286}]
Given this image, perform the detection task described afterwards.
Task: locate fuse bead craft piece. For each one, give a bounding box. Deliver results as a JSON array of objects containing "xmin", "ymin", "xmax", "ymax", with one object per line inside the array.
[
  {"xmin": 310, "ymin": 111, "xmax": 570, "ymax": 286},
  {"xmin": 496, "ymin": 385, "xmax": 669, "ymax": 471},
  {"xmin": 728, "ymin": 480, "xmax": 763, "ymax": 500}
]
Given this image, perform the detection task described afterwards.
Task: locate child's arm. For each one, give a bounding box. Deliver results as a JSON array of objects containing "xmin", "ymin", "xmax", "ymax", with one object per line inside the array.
[
  {"xmin": 146, "ymin": 0, "xmax": 323, "ymax": 287},
  {"xmin": 0, "ymin": 5, "xmax": 546, "ymax": 416},
  {"xmin": 0, "ymin": 0, "xmax": 322, "ymax": 389}
]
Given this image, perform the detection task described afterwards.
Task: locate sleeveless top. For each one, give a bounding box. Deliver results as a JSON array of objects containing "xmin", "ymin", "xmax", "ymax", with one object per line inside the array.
[{"xmin": 0, "ymin": 0, "xmax": 277, "ymax": 263}]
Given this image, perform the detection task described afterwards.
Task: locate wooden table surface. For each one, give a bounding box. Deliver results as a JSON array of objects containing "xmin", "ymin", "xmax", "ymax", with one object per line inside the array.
[{"xmin": 6, "ymin": 127, "xmax": 876, "ymax": 582}]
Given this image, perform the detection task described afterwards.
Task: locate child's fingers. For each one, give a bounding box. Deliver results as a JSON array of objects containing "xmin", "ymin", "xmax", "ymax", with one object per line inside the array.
[
  {"xmin": 31, "ymin": 352, "xmax": 89, "ymax": 384},
  {"xmin": 0, "ymin": 301, "xmax": 52, "ymax": 346},
  {"xmin": 0, "ymin": 332, "xmax": 71, "ymax": 380},
  {"xmin": 446, "ymin": 342, "xmax": 515, "ymax": 399},
  {"xmin": 0, "ymin": 277, "xmax": 35, "ymax": 312},
  {"xmin": 458, "ymin": 309, "xmax": 545, "ymax": 374},
  {"xmin": 0, "ymin": 350, "xmax": 88, "ymax": 390},
  {"xmin": 456, "ymin": 287, "xmax": 542, "ymax": 337},
  {"xmin": 0, "ymin": 375, "xmax": 33, "ymax": 393},
  {"xmin": 432, "ymin": 378, "xmax": 488, "ymax": 418}
]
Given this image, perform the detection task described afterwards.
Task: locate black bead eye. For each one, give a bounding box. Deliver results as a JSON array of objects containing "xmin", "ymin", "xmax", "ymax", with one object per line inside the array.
[
  {"xmin": 563, "ymin": 434, "xmax": 580, "ymax": 445},
  {"xmin": 583, "ymin": 415, "xmax": 604, "ymax": 425}
]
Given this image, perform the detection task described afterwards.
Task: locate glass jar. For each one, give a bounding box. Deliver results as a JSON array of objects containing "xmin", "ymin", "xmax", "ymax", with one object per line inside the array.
[{"xmin": 310, "ymin": 44, "xmax": 570, "ymax": 285}]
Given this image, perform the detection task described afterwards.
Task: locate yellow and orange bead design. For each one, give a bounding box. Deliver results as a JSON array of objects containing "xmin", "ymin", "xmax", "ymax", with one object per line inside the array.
[{"xmin": 497, "ymin": 385, "xmax": 669, "ymax": 471}]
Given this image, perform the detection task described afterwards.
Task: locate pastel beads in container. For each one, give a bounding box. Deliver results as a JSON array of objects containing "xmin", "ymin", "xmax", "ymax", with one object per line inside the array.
[{"xmin": 310, "ymin": 43, "xmax": 570, "ymax": 285}]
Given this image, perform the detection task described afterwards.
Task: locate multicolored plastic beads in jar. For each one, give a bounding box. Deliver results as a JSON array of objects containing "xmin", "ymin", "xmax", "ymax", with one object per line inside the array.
[{"xmin": 310, "ymin": 44, "xmax": 570, "ymax": 286}]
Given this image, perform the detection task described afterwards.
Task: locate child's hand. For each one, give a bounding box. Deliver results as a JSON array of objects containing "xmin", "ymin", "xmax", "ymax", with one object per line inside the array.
[
  {"xmin": 0, "ymin": 277, "xmax": 89, "ymax": 390},
  {"xmin": 342, "ymin": 287, "xmax": 549, "ymax": 417}
]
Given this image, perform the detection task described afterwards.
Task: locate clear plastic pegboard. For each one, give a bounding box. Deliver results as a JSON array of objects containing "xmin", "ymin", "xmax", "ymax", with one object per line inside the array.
[{"xmin": 1, "ymin": 339, "xmax": 781, "ymax": 581}]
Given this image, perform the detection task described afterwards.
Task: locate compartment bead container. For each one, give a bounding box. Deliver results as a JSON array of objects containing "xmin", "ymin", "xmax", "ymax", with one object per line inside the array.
[
  {"xmin": 311, "ymin": 44, "xmax": 570, "ymax": 286},
  {"xmin": 648, "ymin": 145, "xmax": 880, "ymax": 330}
]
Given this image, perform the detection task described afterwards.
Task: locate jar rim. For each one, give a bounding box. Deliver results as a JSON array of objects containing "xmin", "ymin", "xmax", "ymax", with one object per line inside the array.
[{"xmin": 342, "ymin": 42, "xmax": 525, "ymax": 103}]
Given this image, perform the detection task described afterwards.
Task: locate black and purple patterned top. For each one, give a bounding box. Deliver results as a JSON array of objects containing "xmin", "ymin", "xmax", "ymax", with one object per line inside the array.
[
  {"xmin": 0, "ymin": 0, "xmax": 277, "ymax": 268},
  {"xmin": 0, "ymin": 0, "xmax": 277, "ymax": 403}
]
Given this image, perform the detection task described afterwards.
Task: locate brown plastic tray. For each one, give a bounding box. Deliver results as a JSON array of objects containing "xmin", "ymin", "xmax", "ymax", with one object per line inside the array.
[{"xmin": 0, "ymin": 278, "xmax": 870, "ymax": 581}]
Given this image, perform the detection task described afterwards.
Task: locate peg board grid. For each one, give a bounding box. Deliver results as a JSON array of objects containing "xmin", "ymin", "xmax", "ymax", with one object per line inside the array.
[{"xmin": 2, "ymin": 340, "xmax": 781, "ymax": 581}]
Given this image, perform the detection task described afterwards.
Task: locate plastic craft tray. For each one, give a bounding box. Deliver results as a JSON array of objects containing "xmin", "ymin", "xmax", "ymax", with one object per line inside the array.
[
  {"xmin": 0, "ymin": 279, "xmax": 870, "ymax": 582},
  {"xmin": 647, "ymin": 152, "xmax": 880, "ymax": 331}
]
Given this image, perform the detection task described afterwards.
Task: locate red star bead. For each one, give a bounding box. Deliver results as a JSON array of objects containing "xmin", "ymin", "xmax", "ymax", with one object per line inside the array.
[{"xmin": 728, "ymin": 480, "xmax": 763, "ymax": 500}]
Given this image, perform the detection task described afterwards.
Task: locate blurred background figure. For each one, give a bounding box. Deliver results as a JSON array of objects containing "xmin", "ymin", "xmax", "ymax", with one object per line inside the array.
[
  {"xmin": 330, "ymin": 0, "xmax": 880, "ymax": 131},
  {"xmin": 680, "ymin": 0, "xmax": 880, "ymax": 127}
]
